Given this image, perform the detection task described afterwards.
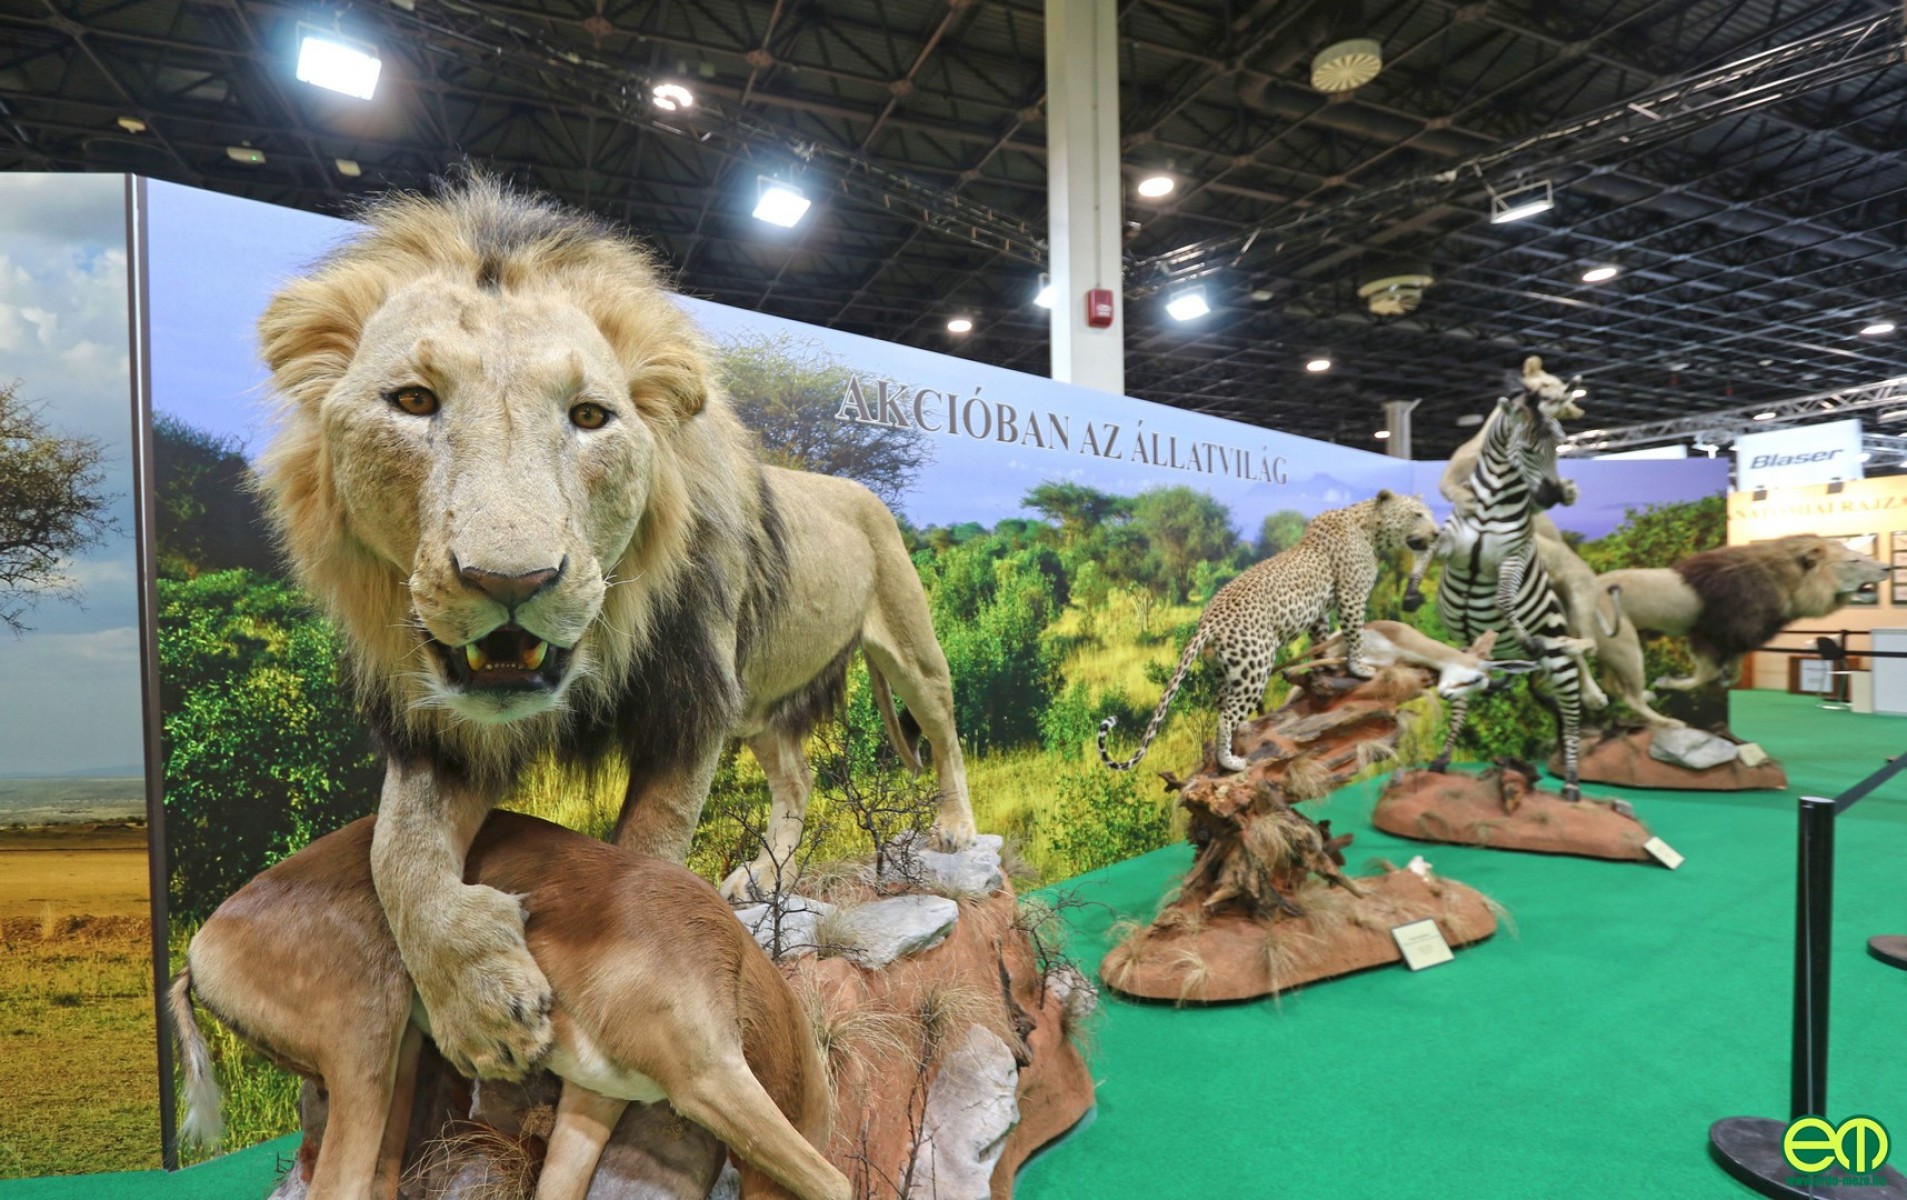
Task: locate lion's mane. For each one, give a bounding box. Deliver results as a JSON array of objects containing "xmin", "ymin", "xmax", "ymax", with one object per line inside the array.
[
  {"xmin": 255, "ymin": 178, "xmax": 789, "ymax": 786},
  {"xmin": 1674, "ymin": 537, "xmax": 1850, "ymax": 663}
]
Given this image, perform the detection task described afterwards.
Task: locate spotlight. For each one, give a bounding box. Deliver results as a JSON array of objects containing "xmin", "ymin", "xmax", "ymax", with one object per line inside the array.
[
  {"xmin": 1753, "ymin": 411, "xmax": 1777, "ymax": 421},
  {"xmin": 946, "ymin": 316, "xmax": 974, "ymax": 334},
  {"xmin": 1034, "ymin": 274, "xmax": 1054, "ymax": 309},
  {"xmin": 651, "ymin": 82, "xmax": 694, "ymax": 111},
  {"xmin": 1373, "ymin": 430, "xmax": 1391, "ymax": 440},
  {"xmin": 1166, "ymin": 289, "xmax": 1209, "ymax": 321},
  {"xmin": 116, "ymin": 116, "xmax": 146, "ymax": 134},
  {"xmin": 296, "ymin": 29, "xmax": 382, "ymax": 100},
  {"xmin": 1456, "ymin": 413, "xmax": 1485, "ymax": 427},
  {"xmin": 1862, "ymin": 321, "xmax": 1896, "ymax": 336},
  {"xmin": 1581, "ymin": 265, "xmax": 1619, "ymax": 283},
  {"xmin": 753, "ymin": 180, "xmax": 811, "ymax": 228},
  {"xmin": 1306, "ymin": 357, "xmax": 1332, "ymax": 373},
  {"xmin": 226, "ymin": 146, "xmax": 266, "ymax": 165},
  {"xmin": 1136, "ymin": 174, "xmax": 1175, "ymax": 199},
  {"xmin": 334, "ymin": 158, "xmax": 361, "ymax": 177},
  {"xmin": 1569, "ymin": 388, "xmax": 1587, "ymax": 399},
  {"xmin": 1488, "ymin": 179, "xmax": 1554, "ymax": 224}
]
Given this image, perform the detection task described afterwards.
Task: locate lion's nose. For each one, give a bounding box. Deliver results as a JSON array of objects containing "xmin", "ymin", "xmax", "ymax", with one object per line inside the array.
[{"xmin": 456, "ymin": 556, "xmax": 565, "ymax": 609}]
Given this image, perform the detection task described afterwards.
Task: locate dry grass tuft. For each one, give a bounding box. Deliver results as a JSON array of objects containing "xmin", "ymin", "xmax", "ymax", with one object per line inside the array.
[
  {"xmin": 913, "ymin": 976, "xmax": 1004, "ymax": 1060},
  {"xmin": 800, "ymin": 979, "xmax": 912, "ymax": 1101},
  {"xmin": 1477, "ymin": 890, "xmax": 1518, "ymax": 938},
  {"xmin": 1167, "ymin": 943, "xmax": 1210, "ymax": 1006},
  {"xmin": 404, "ymin": 1122, "xmax": 538, "ymax": 1200}
]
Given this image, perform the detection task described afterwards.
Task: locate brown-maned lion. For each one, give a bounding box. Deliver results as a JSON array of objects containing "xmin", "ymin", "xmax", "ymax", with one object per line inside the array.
[
  {"xmin": 1592, "ymin": 536, "xmax": 1888, "ymax": 716},
  {"xmin": 255, "ymin": 177, "xmax": 973, "ymax": 1080}
]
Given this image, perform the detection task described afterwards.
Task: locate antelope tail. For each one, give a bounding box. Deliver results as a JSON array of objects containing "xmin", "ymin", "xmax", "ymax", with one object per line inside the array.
[
  {"xmin": 1097, "ymin": 628, "xmax": 1210, "ymax": 771},
  {"xmin": 168, "ymin": 968, "xmax": 224, "ymax": 1148}
]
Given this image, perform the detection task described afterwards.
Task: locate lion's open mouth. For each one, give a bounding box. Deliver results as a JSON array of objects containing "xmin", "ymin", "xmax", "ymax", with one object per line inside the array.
[{"xmin": 430, "ymin": 625, "xmax": 572, "ymax": 692}]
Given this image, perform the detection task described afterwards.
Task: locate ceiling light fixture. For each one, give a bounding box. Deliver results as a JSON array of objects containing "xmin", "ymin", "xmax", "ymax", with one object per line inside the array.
[
  {"xmin": 295, "ymin": 28, "xmax": 382, "ymax": 100},
  {"xmin": 946, "ymin": 316, "xmax": 974, "ymax": 334},
  {"xmin": 1879, "ymin": 409, "xmax": 1907, "ymax": 424},
  {"xmin": 1136, "ymin": 174, "xmax": 1175, "ymax": 199},
  {"xmin": 651, "ymin": 82, "xmax": 694, "ymax": 111},
  {"xmin": 1456, "ymin": 413, "xmax": 1485, "ymax": 427},
  {"xmin": 752, "ymin": 180, "xmax": 811, "ymax": 227},
  {"xmin": 1581, "ymin": 265, "xmax": 1619, "ymax": 283},
  {"xmin": 1034, "ymin": 274, "xmax": 1054, "ymax": 309},
  {"xmin": 1311, "ymin": 38, "xmax": 1383, "ymax": 93},
  {"xmin": 1373, "ymin": 429, "xmax": 1391, "ymax": 440},
  {"xmin": 1487, "ymin": 179, "xmax": 1555, "ymax": 224},
  {"xmin": 116, "ymin": 116, "xmax": 146, "ymax": 134},
  {"xmin": 334, "ymin": 158, "xmax": 361, "ymax": 177},
  {"xmin": 1862, "ymin": 321, "xmax": 1896, "ymax": 336},
  {"xmin": 1569, "ymin": 387, "xmax": 1587, "ymax": 399},
  {"xmin": 1305, "ymin": 357, "xmax": 1332, "ymax": 373},
  {"xmin": 1753, "ymin": 411, "xmax": 1777, "ymax": 421},
  {"xmin": 1165, "ymin": 289, "xmax": 1210, "ymax": 321},
  {"xmin": 226, "ymin": 146, "xmax": 266, "ymax": 165}
]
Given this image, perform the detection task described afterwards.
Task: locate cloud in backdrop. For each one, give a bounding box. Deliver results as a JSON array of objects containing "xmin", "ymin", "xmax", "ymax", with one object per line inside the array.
[{"xmin": 0, "ymin": 173, "xmax": 142, "ymax": 777}]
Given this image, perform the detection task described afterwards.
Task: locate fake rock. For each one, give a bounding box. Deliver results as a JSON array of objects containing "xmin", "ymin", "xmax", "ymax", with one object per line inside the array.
[
  {"xmin": 731, "ymin": 896, "xmax": 835, "ymax": 959},
  {"xmin": 906, "ymin": 1025, "xmax": 1021, "ymax": 1200},
  {"xmin": 833, "ymin": 894, "xmax": 959, "ymax": 968},
  {"xmin": 881, "ymin": 832, "xmax": 1006, "ymax": 897},
  {"xmin": 1648, "ymin": 726, "xmax": 1740, "ymax": 771}
]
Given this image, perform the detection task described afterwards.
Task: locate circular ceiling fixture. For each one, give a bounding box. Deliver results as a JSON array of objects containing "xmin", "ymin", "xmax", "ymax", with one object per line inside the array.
[
  {"xmin": 1306, "ymin": 357, "xmax": 1332, "ymax": 373},
  {"xmin": 1862, "ymin": 321, "xmax": 1896, "ymax": 336},
  {"xmin": 1136, "ymin": 174, "xmax": 1175, "ymax": 198},
  {"xmin": 1581, "ymin": 264, "xmax": 1620, "ymax": 283},
  {"xmin": 1311, "ymin": 38, "xmax": 1383, "ymax": 93},
  {"xmin": 946, "ymin": 316, "xmax": 974, "ymax": 334},
  {"xmin": 1357, "ymin": 271, "xmax": 1435, "ymax": 315}
]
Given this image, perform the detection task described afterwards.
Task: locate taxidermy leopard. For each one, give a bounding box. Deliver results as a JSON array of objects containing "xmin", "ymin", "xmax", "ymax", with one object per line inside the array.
[{"xmin": 1098, "ymin": 490, "xmax": 1438, "ymax": 774}]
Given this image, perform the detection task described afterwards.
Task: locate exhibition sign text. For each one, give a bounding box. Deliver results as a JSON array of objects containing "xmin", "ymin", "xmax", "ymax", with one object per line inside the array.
[{"xmin": 836, "ymin": 375, "xmax": 1290, "ymax": 485}]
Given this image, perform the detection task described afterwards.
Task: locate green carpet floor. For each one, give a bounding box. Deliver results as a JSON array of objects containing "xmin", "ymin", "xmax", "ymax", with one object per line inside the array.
[{"xmin": 8, "ymin": 691, "xmax": 1905, "ymax": 1198}]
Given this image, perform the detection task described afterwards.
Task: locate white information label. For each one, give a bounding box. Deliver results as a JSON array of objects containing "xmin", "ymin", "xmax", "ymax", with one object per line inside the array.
[
  {"xmin": 1644, "ymin": 837, "xmax": 1685, "ymax": 870},
  {"xmin": 1391, "ymin": 918, "xmax": 1455, "ymax": 971}
]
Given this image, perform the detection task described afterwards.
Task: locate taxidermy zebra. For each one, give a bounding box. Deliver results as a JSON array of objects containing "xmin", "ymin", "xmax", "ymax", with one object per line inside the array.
[{"xmin": 1403, "ymin": 384, "xmax": 1591, "ymax": 801}]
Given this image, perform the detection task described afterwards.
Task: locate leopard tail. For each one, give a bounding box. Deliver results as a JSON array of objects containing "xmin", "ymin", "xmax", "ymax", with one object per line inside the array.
[{"xmin": 1097, "ymin": 626, "xmax": 1210, "ymax": 771}]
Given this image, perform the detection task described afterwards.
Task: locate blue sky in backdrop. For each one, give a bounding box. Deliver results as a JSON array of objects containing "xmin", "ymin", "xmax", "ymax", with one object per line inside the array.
[
  {"xmin": 144, "ymin": 180, "xmax": 1725, "ymax": 550},
  {"xmin": 0, "ymin": 174, "xmax": 141, "ymax": 777}
]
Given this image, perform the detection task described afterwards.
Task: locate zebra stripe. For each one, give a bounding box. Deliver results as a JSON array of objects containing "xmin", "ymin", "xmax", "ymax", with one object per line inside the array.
[{"xmin": 1419, "ymin": 393, "xmax": 1583, "ymax": 801}]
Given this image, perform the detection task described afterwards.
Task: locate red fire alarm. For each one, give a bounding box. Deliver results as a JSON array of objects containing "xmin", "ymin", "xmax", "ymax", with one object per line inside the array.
[{"xmin": 1085, "ymin": 288, "xmax": 1115, "ymax": 328}]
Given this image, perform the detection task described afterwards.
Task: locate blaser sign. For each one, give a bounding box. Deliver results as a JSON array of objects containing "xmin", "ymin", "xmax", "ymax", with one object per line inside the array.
[{"xmin": 1734, "ymin": 418, "xmax": 1864, "ymax": 490}]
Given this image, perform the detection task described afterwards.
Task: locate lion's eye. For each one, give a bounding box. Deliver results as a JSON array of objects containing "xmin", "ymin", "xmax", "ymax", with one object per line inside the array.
[
  {"xmin": 570, "ymin": 402, "xmax": 611, "ymax": 431},
  {"xmin": 387, "ymin": 387, "xmax": 439, "ymax": 417}
]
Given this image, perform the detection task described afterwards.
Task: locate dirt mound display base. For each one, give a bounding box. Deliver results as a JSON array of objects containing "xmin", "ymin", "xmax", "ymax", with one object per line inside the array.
[
  {"xmin": 1374, "ymin": 765, "xmax": 1657, "ymax": 862},
  {"xmin": 1100, "ymin": 868, "xmax": 1496, "ymax": 1003},
  {"xmin": 1556, "ymin": 727, "xmax": 1789, "ymax": 791}
]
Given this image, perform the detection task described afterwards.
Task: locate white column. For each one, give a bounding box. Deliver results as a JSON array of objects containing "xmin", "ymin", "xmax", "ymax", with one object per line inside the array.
[
  {"xmin": 1046, "ymin": 0, "xmax": 1124, "ymax": 394},
  {"xmin": 1383, "ymin": 398, "xmax": 1421, "ymax": 458}
]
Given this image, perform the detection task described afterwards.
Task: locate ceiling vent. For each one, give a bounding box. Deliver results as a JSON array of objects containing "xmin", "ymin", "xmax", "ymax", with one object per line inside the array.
[
  {"xmin": 1357, "ymin": 270, "xmax": 1435, "ymax": 315},
  {"xmin": 1311, "ymin": 38, "xmax": 1383, "ymax": 93}
]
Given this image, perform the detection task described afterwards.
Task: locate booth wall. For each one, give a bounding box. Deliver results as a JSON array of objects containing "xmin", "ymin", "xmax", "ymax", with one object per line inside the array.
[
  {"xmin": 1728, "ymin": 475, "xmax": 1907, "ymax": 688},
  {"xmin": 0, "ymin": 174, "xmax": 159, "ymax": 1177},
  {"xmin": 134, "ymin": 178, "xmax": 1726, "ymax": 1161}
]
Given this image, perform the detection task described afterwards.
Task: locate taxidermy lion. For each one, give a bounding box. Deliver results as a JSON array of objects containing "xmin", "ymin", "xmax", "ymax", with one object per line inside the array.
[
  {"xmin": 1590, "ymin": 536, "xmax": 1888, "ymax": 711},
  {"xmin": 255, "ymin": 177, "xmax": 973, "ymax": 1080}
]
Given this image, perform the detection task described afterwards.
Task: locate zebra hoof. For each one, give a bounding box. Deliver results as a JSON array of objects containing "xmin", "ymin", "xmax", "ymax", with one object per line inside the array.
[
  {"xmin": 1561, "ymin": 783, "xmax": 1581, "ymax": 802},
  {"xmin": 1403, "ymin": 591, "xmax": 1424, "ymax": 613},
  {"xmin": 1427, "ymin": 758, "xmax": 1451, "ymax": 775}
]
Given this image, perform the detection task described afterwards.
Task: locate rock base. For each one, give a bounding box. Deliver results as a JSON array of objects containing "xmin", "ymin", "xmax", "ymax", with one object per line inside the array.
[
  {"xmin": 1099, "ymin": 868, "xmax": 1496, "ymax": 1003},
  {"xmin": 1374, "ymin": 766, "xmax": 1656, "ymax": 862},
  {"xmin": 1555, "ymin": 727, "xmax": 1788, "ymax": 791}
]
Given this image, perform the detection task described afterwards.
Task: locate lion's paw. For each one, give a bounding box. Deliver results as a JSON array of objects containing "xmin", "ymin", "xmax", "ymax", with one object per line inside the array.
[
  {"xmin": 719, "ymin": 858, "xmax": 786, "ymax": 905},
  {"xmin": 412, "ymin": 884, "xmax": 553, "ymax": 1081},
  {"xmin": 923, "ymin": 811, "xmax": 977, "ymax": 854}
]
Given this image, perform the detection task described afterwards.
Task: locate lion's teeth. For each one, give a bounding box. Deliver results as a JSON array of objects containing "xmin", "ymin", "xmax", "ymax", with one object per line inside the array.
[
  {"xmin": 524, "ymin": 641, "xmax": 548, "ymax": 670},
  {"xmin": 465, "ymin": 643, "xmax": 485, "ymax": 671}
]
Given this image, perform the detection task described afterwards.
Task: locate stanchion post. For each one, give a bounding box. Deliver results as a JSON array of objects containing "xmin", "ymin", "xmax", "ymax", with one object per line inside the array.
[{"xmin": 1792, "ymin": 795, "xmax": 1835, "ymax": 1119}]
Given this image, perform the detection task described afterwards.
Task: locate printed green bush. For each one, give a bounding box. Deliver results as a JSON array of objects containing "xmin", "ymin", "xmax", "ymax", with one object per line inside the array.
[
  {"xmin": 158, "ymin": 569, "xmax": 380, "ymax": 923},
  {"xmin": 1045, "ymin": 766, "xmax": 1174, "ymax": 877}
]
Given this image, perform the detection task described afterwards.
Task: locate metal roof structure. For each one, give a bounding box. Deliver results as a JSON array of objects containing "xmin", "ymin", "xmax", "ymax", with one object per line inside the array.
[{"xmin": 6, "ymin": 0, "xmax": 1907, "ymax": 455}]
